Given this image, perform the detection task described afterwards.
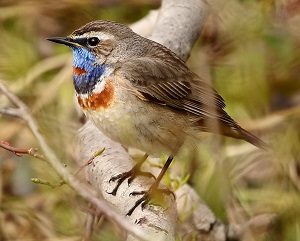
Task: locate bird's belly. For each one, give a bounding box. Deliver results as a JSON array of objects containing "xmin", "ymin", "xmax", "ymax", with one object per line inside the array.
[{"xmin": 84, "ymin": 96, "xmax": 189, "ymax": 156}]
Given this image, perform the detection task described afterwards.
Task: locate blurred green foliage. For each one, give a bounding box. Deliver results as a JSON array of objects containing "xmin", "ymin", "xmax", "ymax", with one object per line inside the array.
[{"xmin": 0, "ymin": 0, "xmax": 300, "ymax": 240}]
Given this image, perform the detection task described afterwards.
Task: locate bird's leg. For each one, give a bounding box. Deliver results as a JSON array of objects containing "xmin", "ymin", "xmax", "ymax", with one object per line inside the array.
[
  {"xmin": 126, "ymin": 156, "xmax": 175, "ymax": 216},
  {"xmin": 107, "ymin": 154, "xmax": 155, "ymax": 196}
]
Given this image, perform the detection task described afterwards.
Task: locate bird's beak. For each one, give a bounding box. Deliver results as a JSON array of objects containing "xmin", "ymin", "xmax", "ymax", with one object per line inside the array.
[{"xmin": 47, "ymin": 37, "xmax": 82, "ymax": 47}]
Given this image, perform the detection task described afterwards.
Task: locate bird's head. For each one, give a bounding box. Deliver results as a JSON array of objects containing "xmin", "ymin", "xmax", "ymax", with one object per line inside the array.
[{"xmin": 47, "ymin": 20, "xmax": 135, "ymax": 94}]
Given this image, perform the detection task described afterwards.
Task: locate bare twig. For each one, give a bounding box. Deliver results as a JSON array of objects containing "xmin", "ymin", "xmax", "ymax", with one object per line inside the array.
[
  {"xmin": 31, "ymin": 178, "xmax": 65, "ymax": 188},
  {"xmin": 0, "ymin": 107, "xmax": 23, "ymax": 118},
  {"xmin": 0, "ymin": 141, "xmax": 47, "ymax": 160},
  {"xmin": 74, "ymin": 148, "xmax": 105, "ymax": 176}
]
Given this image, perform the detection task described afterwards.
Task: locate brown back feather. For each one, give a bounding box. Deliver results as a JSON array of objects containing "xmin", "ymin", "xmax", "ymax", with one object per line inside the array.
[{"xmin": 118, "ymin": 40, "xmax": 268, "ymax": 149}]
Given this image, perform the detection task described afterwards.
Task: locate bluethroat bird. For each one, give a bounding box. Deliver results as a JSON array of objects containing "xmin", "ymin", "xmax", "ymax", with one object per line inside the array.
[{"xmin": 48, "ymin": 20, "xmax": 267, "ymax": 215}]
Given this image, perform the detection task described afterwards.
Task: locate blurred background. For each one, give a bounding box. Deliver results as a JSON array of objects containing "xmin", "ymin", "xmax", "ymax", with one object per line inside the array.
[{"xmin": 0, "ymin": 0, "xmax": 300, "ymax": 240}]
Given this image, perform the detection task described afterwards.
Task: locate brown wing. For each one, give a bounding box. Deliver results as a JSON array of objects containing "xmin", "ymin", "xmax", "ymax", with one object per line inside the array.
[
  {"xmin": 118, "ymin": 50, "xmax": 232, "ymax": 124},
  {"xmin": 117, "ymin": 45, "xmax": 267, "ymax": 149}
]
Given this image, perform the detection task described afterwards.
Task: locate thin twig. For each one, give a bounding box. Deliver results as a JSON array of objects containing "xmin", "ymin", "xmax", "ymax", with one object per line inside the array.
[
  {"xmin": 31, "ymin": 178, "xmax": 66, "ymax": 188},
  {"xmin": 0, "ymin": 108, "xmax": 23, "ymax": 118},
  {"xmin": 74, "ymin": 148, "xmax": 105, "ymax": 176},
  {"xmin": 0, "ymin": 141, "xmax": 47, "ymax": 161}
]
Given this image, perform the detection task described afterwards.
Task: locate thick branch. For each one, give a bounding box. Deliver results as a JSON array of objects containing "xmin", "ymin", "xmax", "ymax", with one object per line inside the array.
[
  {"xmin": 79, "ymin": 123, "xmax": 177, "ymax": 241},
  {"xmin": 149, "ymin": 0, "xmax": 209, "ymax": 61}
]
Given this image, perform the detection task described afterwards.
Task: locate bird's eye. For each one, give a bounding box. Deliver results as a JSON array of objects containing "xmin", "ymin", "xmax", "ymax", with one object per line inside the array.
[{"xmin": 87, "ymin": 37, "xmax": 100, "ymax": 47}]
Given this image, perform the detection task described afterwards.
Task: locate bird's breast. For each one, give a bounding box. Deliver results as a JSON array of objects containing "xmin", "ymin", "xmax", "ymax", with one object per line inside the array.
[
  {"xmin": 77, "ymin": 75, "xmax": 191, "ymax": 156},
  {"xmin": 77, "ymin": 79, "xmax": 115, "ymax": 110}
]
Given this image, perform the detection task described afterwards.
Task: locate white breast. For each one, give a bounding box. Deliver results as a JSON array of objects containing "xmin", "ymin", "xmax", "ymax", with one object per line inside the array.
[{"xmin": 79, "ymin": 75, "xmax": 191, "ymax": 157}]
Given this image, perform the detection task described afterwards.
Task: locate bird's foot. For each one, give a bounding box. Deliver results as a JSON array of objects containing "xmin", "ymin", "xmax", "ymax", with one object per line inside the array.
[
  {"xmin": 107, "ymin": 158, "xmax": 155, "ymax": 196},
  {"xmin": 126, "ymin": 183, "xmax": 175, "ymax": 216}
]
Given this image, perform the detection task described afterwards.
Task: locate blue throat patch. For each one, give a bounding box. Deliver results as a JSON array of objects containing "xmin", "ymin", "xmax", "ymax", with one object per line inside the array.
[{"xmin": 71, "ymin": 46, "xmax": 107, "ymax": 94}]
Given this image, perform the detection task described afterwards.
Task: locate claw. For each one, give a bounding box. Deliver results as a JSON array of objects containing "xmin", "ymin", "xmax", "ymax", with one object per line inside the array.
[
  {"xmin": 126, "ymin": 156, "xmax": 175, "ymax": 216},
  {"xmin": 128, "ymin": 171, "xmax": 155, "ymax": 186},
  {"xmin": 107, "ymin": 173, "xmax": 129, "ymax": 196},
  {"xmin": 126, "ymin": 196, "xmax": 148, "ymax": 216},
  {"xmin": 126, "ymin": 186, "xmax": 175, "ymax": 216},
  {"xmin": 107, "ymin": 154, "xmax": 155, "ymax": 195},
  {"xmin": 129, "ymin": 190, "xmax": 146, "ymax": 196}
]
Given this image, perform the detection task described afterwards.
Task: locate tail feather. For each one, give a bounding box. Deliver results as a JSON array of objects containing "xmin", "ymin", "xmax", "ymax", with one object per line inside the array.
[
  {"xmin": 198, "ymin": 118, "xmax": 269, "ymax": 150},
  {"xmin": 238, "ymin": 127, "xmax": 269, "ymax": 150},
  {"xmin": 218, "ymin": 121, "xmax": 269, "ymax": 150}
]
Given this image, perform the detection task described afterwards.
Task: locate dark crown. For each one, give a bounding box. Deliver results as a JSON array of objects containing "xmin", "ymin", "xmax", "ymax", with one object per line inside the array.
[{"xmin": 72, "ymin": 20, "xmax": 134, "ymax": 39}]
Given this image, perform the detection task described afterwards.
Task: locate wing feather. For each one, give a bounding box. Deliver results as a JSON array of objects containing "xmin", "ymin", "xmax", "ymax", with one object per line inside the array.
[
  {"xmin": 115, "ymin": 42, "xmax": 267, "ymax": 149},
  {"xmin": 118, "ymin": 53, "xmax": 227, "ymax": 121}
]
